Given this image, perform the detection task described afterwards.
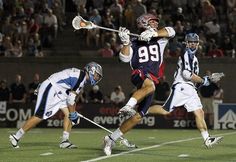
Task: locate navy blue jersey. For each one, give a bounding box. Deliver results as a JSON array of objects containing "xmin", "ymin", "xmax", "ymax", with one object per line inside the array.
[{"xmin": 130, "ymin": 37, "xmax": 169, "ymax": 77}]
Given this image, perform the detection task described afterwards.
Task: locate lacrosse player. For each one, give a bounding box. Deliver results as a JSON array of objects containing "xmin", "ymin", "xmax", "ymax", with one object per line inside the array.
[
  {"xmin": 9, "ymin": 62, "xmax": 103, "ymax": 149},
  {"xmin": 103, "ymin": 13, "xmax": 176, "ymax": 156},
  {"xmin": 148, "ymin": 33, "xmax": 223, "ymax": 148}
]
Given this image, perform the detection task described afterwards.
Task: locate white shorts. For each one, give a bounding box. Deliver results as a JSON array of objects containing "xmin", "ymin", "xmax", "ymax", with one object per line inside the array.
[
  {"xmin": 34, "ymin": 80, "xmax": 67, "ymax": 119},
  {"xmin": 163, "ymin": 83, "xmax": 202, "ymax": 112}
]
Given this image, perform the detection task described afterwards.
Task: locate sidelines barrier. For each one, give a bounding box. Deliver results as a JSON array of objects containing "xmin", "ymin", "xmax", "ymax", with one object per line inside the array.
[
  {"xmin": 0, "ymin": 101, "xmax": 202, "ymax": 129},
  {"xmin": 214, "ymin": 103, "xmax": 236, "ymax": 129}
]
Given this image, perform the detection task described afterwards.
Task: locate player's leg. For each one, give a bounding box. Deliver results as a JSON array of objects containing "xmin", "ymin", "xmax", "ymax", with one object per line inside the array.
[
  {"xmin": 193, "ymin": 108, "xmax": 223, "ymax": 148},
  {"xmin": 59, "ymin": 107, "xmax": 77, "ymax": 149},
  {"xmin": 104, "ymin": 93, "xmax": 154, "ymax": 156},
  {"xmin": 9, "ymin": 81, "xmax": 60, "ymax": 148},
  {"xmin": 9, "ymin": 116, "xmax": 43, "ymax": 148},
  {"xmin": 119, "ymin": 76, "xmax": 155, "ymax": 117},
  {"xmin": 148, "ymin": 105, "xmax": 170, "ymax": 115},
  {"xmin": 187, "ymin": 88, "xmax": 222, "ymax": 148}
]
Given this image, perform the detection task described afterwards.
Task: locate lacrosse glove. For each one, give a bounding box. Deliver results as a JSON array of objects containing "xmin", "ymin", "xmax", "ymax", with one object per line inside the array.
[
  {"xmin": 69, "ymin": 112, "xmax": 80, "ymax": 125},
  {"xmin": 118, "ymin": 27, "xmax": 130, "ymax": 45},
  {"xmin": 139, "ymin": 27, "xmax": 157, "ymax": 41},
  {"xmin": 202, "ymin": 76, "xmax": 210, "ymax": 86}
]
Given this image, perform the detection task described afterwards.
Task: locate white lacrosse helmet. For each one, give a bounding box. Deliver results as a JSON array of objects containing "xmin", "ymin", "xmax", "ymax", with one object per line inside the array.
[
  {"xmin": 137, "ymin": 13, "xmax": 159, "ymax": 30},
  {"xmin": 84, "ymin": 62, "xmax": 103, "ymax": 85}
]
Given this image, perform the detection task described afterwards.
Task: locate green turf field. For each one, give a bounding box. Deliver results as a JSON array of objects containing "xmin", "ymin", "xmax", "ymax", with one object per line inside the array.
[{"xmin": 0, "ymin": 128, "xmax": 235, "ymax": 162}]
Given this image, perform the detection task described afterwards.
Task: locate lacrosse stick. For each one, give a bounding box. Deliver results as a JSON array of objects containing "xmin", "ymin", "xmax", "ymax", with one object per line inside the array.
[
  {"xmin": 209, "ymin": 72, "xmax": 225, "ymax": 83},
  {"xmin": 77, "ymin": 112, "xmax": 138, "ymax": 148},
  {"xmin": 72, "ymin": 16, "xmax": 140, "ymax": 37}
]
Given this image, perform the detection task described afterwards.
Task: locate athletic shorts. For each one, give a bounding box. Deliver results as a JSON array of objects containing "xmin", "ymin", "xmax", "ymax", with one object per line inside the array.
[
  {"xmin": 34, "ymin": 80, "xmax": 67, "ymax": 119},
  {"xmin": 163, "ymin": 83, "xmax": 202, "ymax": 112}
]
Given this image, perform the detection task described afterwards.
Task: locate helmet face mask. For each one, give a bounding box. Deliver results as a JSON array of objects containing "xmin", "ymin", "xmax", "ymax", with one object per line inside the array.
[
  {"xmin": 137, "ymin": 14, "xmax": 159, "ymax": 30},
  {"xmin": 185, "ymin": 33, "xmax": 199, "ymax": 52},
  {"xmin": 84, "ymin": 62, "xmax": 103, "ymax": 85}
]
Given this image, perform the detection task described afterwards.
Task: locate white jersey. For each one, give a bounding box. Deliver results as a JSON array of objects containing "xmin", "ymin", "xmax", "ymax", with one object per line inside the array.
[
  {"xmin": 163, "ymin": 50, "xmax": 203, "ymax": 112},
  {"xmin": 34, "ymin": 68, "xmax": 87, "ymax": 119},
  {"xmin": 48, "ymin": 68, "xmax": 86, "ymax": 95},
  {"xmin": 173, "ymin": 50, "xmax": 199, "ymax": 87}
]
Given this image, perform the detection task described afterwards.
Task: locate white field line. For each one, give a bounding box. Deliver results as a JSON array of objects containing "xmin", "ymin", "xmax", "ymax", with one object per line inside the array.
[{"xmin": 81, "ymin": 131, "xmax": 236, "ymax": 162}]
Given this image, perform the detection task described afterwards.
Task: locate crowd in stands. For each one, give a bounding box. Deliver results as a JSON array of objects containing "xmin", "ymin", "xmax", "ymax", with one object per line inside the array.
[
  {"xmin": 0, "ymin": 0, "xmax": 66, "ymax": 57},
  {"xmin": 0, "ymin": 73, "xmax": 127, "ymax": 106},
  {"xmin": 0, "ymin": 0, "xmax": 235, "ymax": 58},
  {"xmin": 72, "ymin": 0, "xmax": 236, "ymax": 58}
]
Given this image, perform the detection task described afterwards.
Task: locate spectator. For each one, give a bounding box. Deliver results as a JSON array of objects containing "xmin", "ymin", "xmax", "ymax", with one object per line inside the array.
[
  {"xmin": 123, "ymin": 4, "xmax": 135, "ymax": 29},
  {"xmin": 0, "ymin": 33, "xmax": 5, "ymax": 56},
  {"xmin": 220, "ymin": 35, "xmax": 235, "ymax": 57},
  {"xmin": 9, "ymin": 74, "xmax": 27, "ymax": 103},
  {"xmin": 199, "ymin": 70, "xmax": 218, "ymax": 128},
  {"xmin": 89, "ymin": 85, "xmax": 104, "ymax": 103},
  {"xmin": 153, "ymin": 76, "xmax": 170, "ymax": 104},
  {"xmin": 76, "ymin": 88, "xmax": 88, "ymax": 103},
  {"xmin": 201, "ymin": 0, "xmax": 217, "ymax": 23},
  {"xmin": 98, "ymin": 42, "xmax": 114, "ymax": 58},
  {"xmin": 109, "ymin": 0, "xmax": 123, "ymax": 28},
  {"xmin": 171, "ymin": 7, "xmax": 185, "ymax": 25},
  {"xmin": 212, "ymin": 82, "xmax": 224, "ymax": 111},
  {"xmin": 26, "ymin": 37, "xmax": 38, "ymax": 56},
  {"xmin": 204, "ymin": 19, "xmax": 221, "ymax": 41},
  {"xmin": 132, "ymin": 0, "xmax": 147, "ymax": 28},
  {"xmin": 28, "ymin": 73, "xmax": 40, "ymax": 103},
  {"xmin": 86, "ymin": 9, "xmax": 101, "ymax": 47},
  {"xmin": 110, "ymin": 85, "xmax": 125, "ymax": 105},
  {"xmin": 207, "ymin": 38, "xmax": 224, "ymax": 58},
  {"xmin": 0, "ymin": 80, "xmax": 10, "ymax": 101}
]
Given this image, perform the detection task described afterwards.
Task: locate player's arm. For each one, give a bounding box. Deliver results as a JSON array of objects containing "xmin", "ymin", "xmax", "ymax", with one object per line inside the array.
[
  {"xmin": 118, "ymin": 27, "xmax": 133, "ymax": 62},
  {"xmin": 139, "ymin": 27, "xmax": 175, "ymax": 41},
  {"xmin": 67, "ymin": 90, "xmax": 80, "ymax": 125},
  {"xmin": 182, "ymin": 70, "xmax": 210, "ymax": 86},
  {"xmin": 157, "ymin": 27, "xmax": 175, "ymax": 38}
]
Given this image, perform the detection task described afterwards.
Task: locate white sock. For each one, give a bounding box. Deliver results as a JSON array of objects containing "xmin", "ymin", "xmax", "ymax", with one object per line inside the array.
[
  {"xmin": 201, "ymin": 131, "xmax": 209, "ymax": 141},
  {"xmin": 62, "ymin": 131, "xmax": 70, "ymax": 141},
  {"xmin": 126, "ymin": 97, "xmax": 137, "ymax": 108},
  {"xmin": 15, "ymin": 128, "xmax": 25, "ymax": 140},
  {"xmin": 110, "ymin": 128, "xmax": 123, "ymax": 141}
]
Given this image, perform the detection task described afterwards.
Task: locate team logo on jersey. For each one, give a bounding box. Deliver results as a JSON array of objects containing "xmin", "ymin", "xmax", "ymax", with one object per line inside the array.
[
  {"xmin": 214, "ymin": 104, "xmax": 236, "ymax": 129},
  {"xmin": 46, "ymin": 111, "xmax": 52, "ymax": 117}
]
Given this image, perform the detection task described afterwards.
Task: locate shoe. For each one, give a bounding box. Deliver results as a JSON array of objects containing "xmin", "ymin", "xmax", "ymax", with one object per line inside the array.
[
  {"xmin": 59, "ymin": 140, "xmax": 78, "ymax": 149},
  {"xmin": 204, "ymin": 136, "xmax": 223, "ymax": 148},
  {"xmin": 118, "ymin": 105, "xmax": 136, "ymax": 118},
  {"xmin": 103, "ymin": 135, "xmax": 115, "ymax": 156},
  {"xmin": 9, "ymin": 134, "xmax": 19, "ymax": 148}
]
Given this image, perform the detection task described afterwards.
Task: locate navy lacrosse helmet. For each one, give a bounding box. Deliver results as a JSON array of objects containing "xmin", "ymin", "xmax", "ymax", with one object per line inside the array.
[{"xmin": 84, "ymin": 62, "xmax": 103, "ymax": 85}]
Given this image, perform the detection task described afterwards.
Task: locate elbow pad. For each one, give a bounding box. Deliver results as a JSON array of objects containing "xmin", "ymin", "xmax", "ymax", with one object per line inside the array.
[
  {"xmin": 182, "ymin": 70, "xmax": 192, "ymax": 80},
  {"xmin": 119, "ymin": 48, "xmax": 133, "ymax": 62},
  {"xmin": 67, "ymin": 92, "xmax": 76, "ymax": 106},
  {"xmin": 165, "ymin": 27, "xmax": 175, "ymax": 38}
]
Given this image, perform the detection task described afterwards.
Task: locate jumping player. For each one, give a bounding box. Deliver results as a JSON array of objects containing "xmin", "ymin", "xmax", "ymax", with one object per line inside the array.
[{"xmin": 103, "ymin": 13, "xmax": 175, "ymax": 156}]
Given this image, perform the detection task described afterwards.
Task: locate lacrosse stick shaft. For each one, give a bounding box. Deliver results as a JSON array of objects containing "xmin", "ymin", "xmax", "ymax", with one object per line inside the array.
[
  {"xmin": 77, "ymin": 113, "xmax": 124, "ymax": 140},
  {"xmin": 95, "ymin": 25, "xmax": 140, "ymax": 37}
]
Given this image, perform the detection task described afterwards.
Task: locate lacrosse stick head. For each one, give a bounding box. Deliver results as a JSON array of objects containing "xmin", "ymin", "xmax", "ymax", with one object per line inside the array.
[
  {"xmin": 209, "ymin": 72, "xmax": 225, "ymax": 83},
  {"xmin": 72, "ymin": 16, "xmax": 96, "ymax": 30}
]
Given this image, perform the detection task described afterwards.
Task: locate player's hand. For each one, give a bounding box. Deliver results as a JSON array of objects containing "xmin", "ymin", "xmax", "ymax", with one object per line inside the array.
[
  {"xmin": 202, "ymin": 76, "xmax": 210, "ymax": 86},
  {"xmin": 139, "ymin": 27, "xmax": 157, "ymax": 41},
  {"xmin": 118, "ymin": 27, "xmax": 130, "ymax": 45},
  {"xmin": 69, "ymin": 112, "xmax": 80, "ymax": 125}
]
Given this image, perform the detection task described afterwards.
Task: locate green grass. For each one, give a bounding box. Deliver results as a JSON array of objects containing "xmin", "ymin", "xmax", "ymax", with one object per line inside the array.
[{"xmin": 0, "ymin": 128, "xmax": 235, "ymax": 162}]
